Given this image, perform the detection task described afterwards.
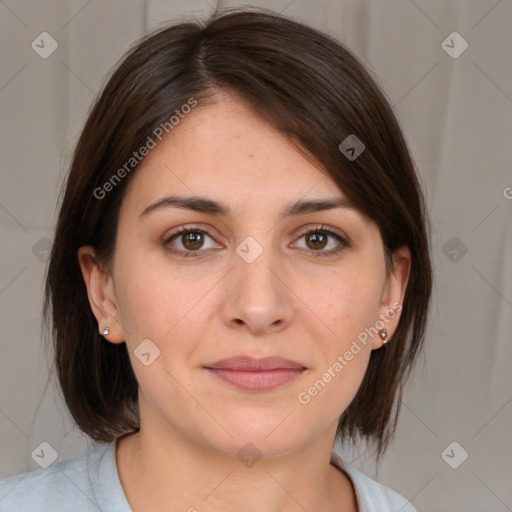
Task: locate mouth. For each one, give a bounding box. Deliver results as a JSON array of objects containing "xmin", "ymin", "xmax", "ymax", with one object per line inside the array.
[{"xmin": 204, "ymin": 356, "xmax": 307, "ymax": 391}]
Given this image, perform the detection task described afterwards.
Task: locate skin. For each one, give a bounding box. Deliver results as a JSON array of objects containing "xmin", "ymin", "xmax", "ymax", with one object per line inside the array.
[{"xmin": 78, "ymin": 92, "xmax": 411, "ymax": 512}]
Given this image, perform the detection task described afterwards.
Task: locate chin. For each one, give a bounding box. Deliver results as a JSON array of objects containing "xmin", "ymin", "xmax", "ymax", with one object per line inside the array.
[
  {"xmin": 200, "ymin": 412, "xmax": 308, "ymax": 459},
  {"xmin": 205, "ymin": 432, "xmax": 303, "ymax": 462}
]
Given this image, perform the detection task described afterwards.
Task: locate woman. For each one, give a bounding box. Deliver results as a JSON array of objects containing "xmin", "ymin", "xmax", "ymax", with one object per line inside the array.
[{"xmin": 0, "ymin": 7, "xmax": 432, "ymax": 511}]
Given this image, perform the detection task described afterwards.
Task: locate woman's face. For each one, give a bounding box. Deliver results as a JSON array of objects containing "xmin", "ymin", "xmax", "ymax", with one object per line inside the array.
[{"xmin": 79, "ymin": 93, "xmax": 410, "ymax": 458}]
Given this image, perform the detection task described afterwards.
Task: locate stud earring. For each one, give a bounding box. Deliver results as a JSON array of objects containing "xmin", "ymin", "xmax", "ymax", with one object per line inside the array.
[
  {"xmin": 378, "ymin": 329, "xmax": 388, "ymax": 344},
  {"xmin": 102, "ymin": 326, "xmax": 110, "ymax": 336}
]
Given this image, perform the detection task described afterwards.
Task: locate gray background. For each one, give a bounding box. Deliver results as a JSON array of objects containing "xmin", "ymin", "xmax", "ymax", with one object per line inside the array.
[{"xmin": 1, "ymin": 0, "xmax": 511, "ymax": 510}]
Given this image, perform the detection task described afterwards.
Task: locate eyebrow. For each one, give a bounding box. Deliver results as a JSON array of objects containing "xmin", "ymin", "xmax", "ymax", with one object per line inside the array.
[{"xmin": 139, "ymin": 194, "xmax": 355, "ymax": 222}]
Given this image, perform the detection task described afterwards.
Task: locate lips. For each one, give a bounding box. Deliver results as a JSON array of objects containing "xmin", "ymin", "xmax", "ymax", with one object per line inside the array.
[
  {"xmin": 206, "ymin": 356, "xmax": 305, "ymax": 371},
  {"xmin": 204, "ymin": 356, "xmax": 306, "ymax": 391}
]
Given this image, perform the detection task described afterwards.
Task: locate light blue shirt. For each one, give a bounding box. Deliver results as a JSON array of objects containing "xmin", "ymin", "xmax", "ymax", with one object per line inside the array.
[{"xmin": 0, "ymin": 441, "xmax": 416, "ymax": 511}]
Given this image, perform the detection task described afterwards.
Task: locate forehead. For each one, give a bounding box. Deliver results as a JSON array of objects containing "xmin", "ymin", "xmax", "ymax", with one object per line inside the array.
[{"xmin": 120, "ymin": 94, "xmax": 350, "ymax": 219}]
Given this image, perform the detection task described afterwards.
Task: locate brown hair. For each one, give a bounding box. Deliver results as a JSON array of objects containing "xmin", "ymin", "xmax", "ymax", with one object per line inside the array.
[{"xmin": 44, "ymin": 6, "xmax": 432, "ymax": 460}]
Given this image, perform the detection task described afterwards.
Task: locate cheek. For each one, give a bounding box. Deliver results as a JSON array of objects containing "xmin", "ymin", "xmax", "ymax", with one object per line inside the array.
[
  {"xmin": 113, "ymin": 251, "xmax": 216, "ymax": 348},
  {"xmin": 317, "ymin": 268, "xmax": 383, "ymax": 344},
  {"xmin": 296, "ymin": 334, "xmax": 372, "ymax": 426},
  {"xmin": 298, "ymin": 267, "xmax": 383, "ymax": 414},
  {"xmin": 298, "ymin": 280, "xmax": 376, "ymax": 418}
]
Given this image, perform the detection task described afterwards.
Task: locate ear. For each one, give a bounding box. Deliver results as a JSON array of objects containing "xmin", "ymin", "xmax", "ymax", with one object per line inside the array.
[
  {"xmin": 372, "ymin": 245, "xmax": 411, "ymax": 349},
  {"xmin": 77, "ymin": 246, "xmax": 125, "ymax": 344}
]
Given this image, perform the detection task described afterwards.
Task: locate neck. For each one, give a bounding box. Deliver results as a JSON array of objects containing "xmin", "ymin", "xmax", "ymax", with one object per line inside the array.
[{"xmin": 115, "ymin": 425, "xmax": 357, "ymax": 512}]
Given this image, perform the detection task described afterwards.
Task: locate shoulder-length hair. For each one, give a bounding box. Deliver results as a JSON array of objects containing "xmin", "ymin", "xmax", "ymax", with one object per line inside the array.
[{"xmin": 44, "ymin": 7, "xmax": 432, "ymax": 460}]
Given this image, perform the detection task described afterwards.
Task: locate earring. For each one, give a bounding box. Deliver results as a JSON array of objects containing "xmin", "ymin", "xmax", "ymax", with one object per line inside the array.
[
  {"xmin": 378, "ymin": 329, "xmax": 388, "ymax": 344},
  {"xmin": 102, "ymin": 326, "xmax": 110, "ymax": 336}
]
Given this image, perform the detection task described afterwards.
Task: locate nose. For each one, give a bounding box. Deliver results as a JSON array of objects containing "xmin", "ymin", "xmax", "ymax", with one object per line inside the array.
[{"xmin": 220, "ymin": 244, "xmax": 295, "ymax": 336}]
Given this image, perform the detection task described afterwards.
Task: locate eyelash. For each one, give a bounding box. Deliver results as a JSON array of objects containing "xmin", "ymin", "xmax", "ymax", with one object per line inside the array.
[{"xmin": 163, "ymin": 224, "xmax": 349, "ymax": 259}]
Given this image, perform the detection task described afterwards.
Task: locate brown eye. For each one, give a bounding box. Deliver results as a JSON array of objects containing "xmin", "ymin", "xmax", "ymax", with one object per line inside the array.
[
  {"xmin": 181, "ymin": 231, "xmax": 204, "ymax": 251},
  {"xmin": 305, "ymin": 232, "xmax": 328, "ymax": 250},
  {"xmin": 164, "ymin": 227, "xmax": 220, "ymax": 257},
  {"xmin": 292, "ymin": 226, "xmax": 349, "ymax": 257}
]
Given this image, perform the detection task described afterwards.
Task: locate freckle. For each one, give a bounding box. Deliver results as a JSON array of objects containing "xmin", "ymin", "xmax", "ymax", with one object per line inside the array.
[{"xmin": 249, "ymin": 153, "xmax": 254, "ymax": 158}]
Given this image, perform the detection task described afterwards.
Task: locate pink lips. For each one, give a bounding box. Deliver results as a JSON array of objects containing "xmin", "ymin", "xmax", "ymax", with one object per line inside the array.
[{"xmin": 204, "ymin": 356, "xmax": 306, "ymax": 391}]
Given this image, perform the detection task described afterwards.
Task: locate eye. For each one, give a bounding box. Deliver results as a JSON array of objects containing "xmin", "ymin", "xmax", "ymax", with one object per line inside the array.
[
  {"xmin": 163, "ymin": 224, "xmax": 349, "ymax": 258},
  {"xmin": 292, "ymin": 225, "xmax": 349, "ymax": 257},
  {"xmin": 163, "ymin": 226, "xmax": 220, "ymax": 257}
]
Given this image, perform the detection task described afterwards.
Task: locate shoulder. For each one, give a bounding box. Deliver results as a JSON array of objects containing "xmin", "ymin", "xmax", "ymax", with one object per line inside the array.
[
  {"xmin": 330, "ymin": 452, "xmax": 417, "ymax": 512},
  {"xmin": 0, "ymin": 442, "xmax": 118, "ymax": 512}
]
